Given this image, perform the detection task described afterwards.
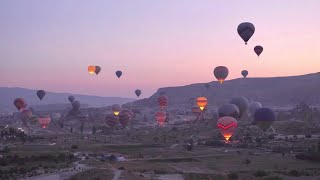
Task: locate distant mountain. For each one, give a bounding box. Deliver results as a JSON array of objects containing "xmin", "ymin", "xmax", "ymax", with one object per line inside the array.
[
  {"xmin": 0, "ymin": 87, "xmax": 136, "ymax": 113},
  {"xmin": 127, "ymin": 72, "xmax": 320, "ymax": 108}
]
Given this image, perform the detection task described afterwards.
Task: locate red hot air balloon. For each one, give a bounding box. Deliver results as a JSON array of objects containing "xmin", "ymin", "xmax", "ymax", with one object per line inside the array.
[
  {"xmin": 119, "ymin": 110, "xmax": 132, "ymax": 128},
  {"xmin": 214, "ymin": 66, "xmax": 229, "ymax": 84},
  {"xmin": 217, "ymin": 116, "xmax": 238, "ymax": 141},
  {"xmin": 38, "ymin": 115, "xmax": 51, "ymax": 129},
  {"xmin": 88, "ymin": 65, "xmax": 96, "ymax": 75},
  {"xmin": 196, "ymin": 97, "xmax": 208, "ymax": 111},
  {"xmin": 254, "ymin": 45, "xmax": 263, "ymax": 57},
  {"xmin": 155, "ymin": 111, "xmax": 166, "ymax": 126},
  {"xmin": 14, "ymin": 98, "xmax": 27, "ymax": 111},
  {"xmin": 105, "ymin": 114, "xmax": 119, "ymax": 128},
  {"xmin": 157, "ymin": 95, "xmax": 168, "ymax": 110},
  {"xmin": 112, "ymin": 104, "xmax": 121, "ymax": 116}
]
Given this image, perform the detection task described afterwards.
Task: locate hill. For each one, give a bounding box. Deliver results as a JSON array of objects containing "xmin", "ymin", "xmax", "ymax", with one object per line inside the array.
[
  {"xmin": 0, "ymin": 87, "xmax": 135, "ymax": 113},
  {"xmin": 127, "ymin": 72, "xmax": 320, "ymax": 109}
]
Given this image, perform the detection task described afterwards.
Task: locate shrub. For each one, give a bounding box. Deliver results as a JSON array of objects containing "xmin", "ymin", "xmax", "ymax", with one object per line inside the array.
[
  {"xmin": 254, "ymin": 170, "xmax": 268, "ymax": 177},
  {"xmin": 227, "ymin": 172, "xmax": 238, "ymax": 179},
  {"xmin": 71, "ymin": 145, "xmax": 78, "ymax": 149}
]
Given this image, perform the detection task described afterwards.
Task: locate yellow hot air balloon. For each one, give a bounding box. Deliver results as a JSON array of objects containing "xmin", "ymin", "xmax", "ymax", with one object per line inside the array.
[
  {"xmin": 112, "ymin": 104, "xmax": 121, "ymax": 116},
  {"xmin": 196, "ymin": 97, "xmax": 208, "ymax": 111},
  {"xmin": 88, "ymin": 65, "xmax": 96, "ymax": 75}
]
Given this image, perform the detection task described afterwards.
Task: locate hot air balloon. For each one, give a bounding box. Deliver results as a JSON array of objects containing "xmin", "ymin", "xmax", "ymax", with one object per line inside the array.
[
  {"xmin": 249, "ymin": 102, "xmax": 262, "ymax": 117},
  {"xmin": 204, "ymin": 83, "xmax": 210, "ymax": 90},
  {"xmin": 237, "ymin": 22, "xmax": 255, "ymax": 45},
  {"xmin": 72, "ymin": 101, "xmax": 81, "ymax": 111},
  {"xmin": 14, "ymin": 98, "xmax": 27, "ymax": 111},
  {"xmin": 88, "ymin": 65, "xmax": 96, "ymax": 75},
  {"xmin": 36, "ymin": 90, "xmax": 46, "ymax": 100},
  {"xmin": 155, "ymin": 111, "xmax": 166, "ymax": 125},
  {"xmin": 105, "ymin": 114, "xmax": 119, "ymax": 128},
  {"xmin": 218, "ymin": 104, "xmax": 240, "ymax": 119},
  {"xmin": 135, "ymin": 89, "xmax": 142, "ymax": 97},
  {"xmin": 157, "ymin": 95, "xmax": 168, "ymax": 110},
  {"xmin": 241, "ymin": 70, "xmax": 248, "ymax": 78},
  {"xmin": 217, "ymin": 116, "xmax": 238, "ymax": 141},
  {"xmin": 230, "ymin": 96, "xmax": 249, "ymax": 118},
  {"xmin": 38, "ymin": 115, "xmax": 51, "ymax": 128},
  {"xmin": 68, "ymin": 96, "xmax": 75, "ymax": 103},
  {"xmin": 112, "ymin": 104, "xmax": 121, "ymax": 116},
  {"xmin": 116, "ymin": 71, "xmax": 122, "ymax": 78},
  {"xmin": 254, "ymin": 45, "xmax": 263, "ymax": 57},
  {"xmin": 196, "ymin": 97, "xmax": 207, "ymax": 111},
  {"xmin": 214, "ymin": 66, "xmax": 229, "ymax": 84},
  {"xmin": 119, "ymin": 110, "xmax": 132, "ymax": 128},
  {"xmin": 21, "ymin": 109, "xmax": 32, "ymax": 122},
  {"xmin": 253, "ymin": 108, "xmax": 276, "ymax": 132},
  {"xmin": 95, "ymin": 66, "xmax": 101, "ymax": 75}
]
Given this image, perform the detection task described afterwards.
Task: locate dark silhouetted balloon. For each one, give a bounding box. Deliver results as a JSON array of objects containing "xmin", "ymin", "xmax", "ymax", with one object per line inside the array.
[
  {"xmin": 72, "ymin": 101, "xmax": 81, "ymax": 111},
  {"xmin": 218, "ymin": 104, "xmax": 240, "ymax": 119},
  {"xmin": 254, "ymin": 107, "xmax": 276, "ymax": 132},
  {"xmin": 95, "ymin": 66, "xmax": 101, "ymax": 75},
  {"xmin": 116, "ymin": 71, "xmax": 122, "ymax": 78},
  {"xmin": 217, "ymin": 116, "xmax": 238, "ymax": 141},
  {"xmin": 14, "ymin": 98, "xmax": 27, "ymax": 111},
  {"xmin": 36, "ymin": 90, "xmax": 46, "ymax": 100},
  {"xmin": 254, "ymin": 45, "xmax": 263, "ymax": 56},
  {"xmin": 241, "ymin": 70, "xmax": 248, "ymax": 78},
  {"xmin": 214, "ymin": 66, "xmax": 229, "ymax": 84},
  {"xmin": 249, "ymin": 102, "xmax": 262, "ymax": 117},
  {"xmin": 230, "ymin": 96, "xmax": 249, "ymax": 118},
  {"xmin": 68, "ymin": 96, "xmax": 75, "ymax": 103},
  {"xmin": 135, "ymin": 89, "xmax": 142, "ymax": 97},
  {"xmin": 105, "ymin": 114, "xmax": 119, "ymax": 128},
  {"xmin": 237, "ymin": 22, "xmax": 255, "ymax": 45}
]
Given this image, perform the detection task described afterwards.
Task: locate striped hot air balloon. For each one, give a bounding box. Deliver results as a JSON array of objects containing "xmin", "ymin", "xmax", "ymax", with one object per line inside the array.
[
  {"xmin": 217, "ymin": 116, "xmax": 238, "ymax": 141},
  {"xmin": 155, "ymin": 111, "xmax": 166, "ymax": 125},
  {"xmin": 157, "ymin": 95, "xmax": 168, "ymax": 110},
  {"xmin": 38, "ymin": 115, "xmax": 51, "ymax": 129},
  {"xmin": 105, "ymin": 114, "xmax": 119, "ymax": 128},
  {"xmin": 196, "ymin": 97, "xmax": 208, "ymax": 111},
  {"xmin": 119, "ymin": 110, "xmax": 132, "ymax": 128}
]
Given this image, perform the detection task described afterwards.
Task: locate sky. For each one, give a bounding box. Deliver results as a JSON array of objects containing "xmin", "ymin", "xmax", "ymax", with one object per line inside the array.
[{"xmin": 0, "ymin": 0, "xmax": 319, "ymax": 98}]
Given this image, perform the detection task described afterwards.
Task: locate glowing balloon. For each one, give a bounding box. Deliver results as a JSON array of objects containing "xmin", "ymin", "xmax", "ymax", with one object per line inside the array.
[
  {"xmin": 214, "ymin": 66, "xmax": 229, "ymax": 84},
  {"xmin": 155, "ymin": 111, "xmax": 166, "ymax": 125},
  {"xmin": 217, "ymin": 116, "xmax": 238, "ymax": 141},
  {"xmin": 38, "ymin": 115, "xmax": 51, "ymax": 129},
  {"xmin": 88, "ymin": 65, "xmax": 96, "ymax": 75},
  {"xmin": 196, "ymin": 97, "xmax": 207, "ymax": 111},
  {"xmin": 105, "ymin": 114, "xmax": 119, "ymax": 128},
  {"xmin": 241, "ymin": 70, "xmax": 248, "ymax": 78},
  {"xmin": 254, "ymin": 45, "xmax": 263, "ymax": 57},
  {"xmin": 237, "ymin": 22, "xmax": 255, "ymax": 45},
  {"xmin": 112, "ymin": 104, "xmax": 121, "ymax": 116},
  {"xmin": 36, "ymin": 90, "xmax": 46, "ymax": 100}
]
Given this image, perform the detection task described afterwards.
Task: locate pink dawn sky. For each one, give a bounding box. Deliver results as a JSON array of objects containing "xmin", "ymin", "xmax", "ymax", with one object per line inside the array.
[{"xmin": 0, "ymin": 0, "xmax": 319, "ymax": 98}]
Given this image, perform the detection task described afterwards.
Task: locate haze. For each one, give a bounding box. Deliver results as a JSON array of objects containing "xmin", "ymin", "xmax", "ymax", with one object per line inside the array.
[{"xmin": 0, "ymin": 0, "xmax": 319, "ymax": 98}]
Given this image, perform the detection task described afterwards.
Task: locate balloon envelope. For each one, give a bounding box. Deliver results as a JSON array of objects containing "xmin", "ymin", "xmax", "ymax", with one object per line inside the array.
[
  {"xmin": 95, "ymin": 66, "xmax": 101, "ymax": 75},
  {"xmin": 68, "ymin": 96, "xmax": 75, "ymax": 103},
  {"xmin": 217, "ymin": 116, "xmax": 238, "ymax": 141},
  {"xmin": 112, "ymin": 104, "xmax": 121, "ymax": 116},
  {"xmin": 254, "ymin": 45, "xmax": 263, "ymax": 56},
  {"xmin": 249, "ymin": 102, "xmax": 262, "ymax": 117},
  {"xmin": 230, "ymin": 96, "xmax": 249, "ymax": 118},
  {"xmin": 218, "ymin": 104, "xmax": 240, "ymax": 119},
  {"xmin": 241, "ymin": 70, "xmax": 248, "ymax": 78},
  {"xmin": 214, "ymin": 66, "xmax": 229, "ymax": 84},
  {"xmin": 14, "ymin": 98, "xmax": 27, "ymax": 111},
  {"xmin": 155, "ymin": 111, "xmax": 166, "ymax": 125},
  {"xmin": 38, "ymin": 115, "xmax": 51, "ymax": 128},
  {"xmin": 254, "ymin": 108, "xmax": 276, "ymax": 132},
  {"xmin": 88, "ymin": 65, "xmax": 96, "ymax": 75},
  {"xmin": 237, "ymin": 22, "xmax": 255, "ymax": 44},
  {"xmin": 116, "ymin": 71, "xmax": 122, "ymax": 78},
  {"xmin": 36, "ymin": 90, "xmax": 46, "ymax": 100},
  {"xmin": 157, "ymin": 95, "xmax": 168, "ymax": 110},
  {"xmin": 196, "ymin": 97, "xmax": 208, "ymax": 111},
  {"xmin": 135, "ymin": 89, "xmax": 142, "ymax": 97},
  {"xmin": 119, "ymin": 110, "xmax": 132, "ymax": 127},
  {"xmin": 105, "ymin": 114, "xmax": 119, "ymax": 128}
]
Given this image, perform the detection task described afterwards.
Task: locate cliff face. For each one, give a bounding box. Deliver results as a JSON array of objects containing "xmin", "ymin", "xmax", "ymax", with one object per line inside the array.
[{"xmin": 128, "ymin": 72, "xmax": 320, "ymax": 108}]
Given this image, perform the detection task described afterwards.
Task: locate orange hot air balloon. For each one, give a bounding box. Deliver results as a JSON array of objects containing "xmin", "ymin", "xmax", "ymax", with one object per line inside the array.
[
  {"xmin": 88, "ymin": 65, "xmax": 96, "ymax": 75},
  {"xmin": 196, "ymin": 97, "xmax": 207, "ymax": 111},
  {"xmin": 217, "ymin": 116, "xmax": 238, "ymax": 141},
  {"xmin": 38, "ymin": 115, "xmax": 51, "ymax": 129}
]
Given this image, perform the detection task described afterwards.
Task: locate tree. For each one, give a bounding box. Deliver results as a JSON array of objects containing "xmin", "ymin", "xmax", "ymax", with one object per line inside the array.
[
  {"xmin": 92, "ymin": 126, "xmax": 96, "ymax": 135},
  {"xmin": 80, "ymin": 122, "xmax": 84, "ymax": 134}
]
